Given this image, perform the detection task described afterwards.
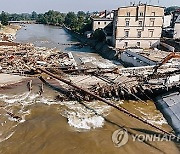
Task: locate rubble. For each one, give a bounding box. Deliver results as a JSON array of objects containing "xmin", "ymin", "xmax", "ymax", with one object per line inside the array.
[
  {"xmin": 0, "ymin": 40, "xmax": 179, "ymax": 102},
  {"xmin": 0, "ymin": 43, "xmax": 78, "ymax": 75}
]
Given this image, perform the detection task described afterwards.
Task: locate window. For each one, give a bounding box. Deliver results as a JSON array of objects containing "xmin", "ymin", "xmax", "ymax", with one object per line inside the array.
[
  {"xmin": 149, "ymin": 42, "xmax": 152, "ymax": 47},
  {"xmin": 127, "ymin": 12, "xmax": 130, "ymax": 17},
  {"xmin": 98, "ymin": 22, "xmax": 100, "ymax": 25},
  {"xmin": 149, "ymin": 30, "xmax": 154, "ymax": 37},
  {"xmin": 137, "ymin": 42, "xmax": 140, "ymax": 47},
  {"xmin": 124, "ymin": 42, "xmax": 128, "ymax": 47},
  {"xmin": 104, "ymin": 22, "xmax": 106, "ymax": 25},
  {"xmin": 137, "ymin": 31, "xmax": 142, "ymax": 38},
  {"xmin": 125, "ymin": 21, "xmax": 130, "ymax": 27},
  {"xmin": 150, "ymin": 20, "xmax": 155, "ymax": 26},
  {"xmin": 138, "ymin": 21, "xmax": 143, "ymax": 27},
  {"xmin": 125, "ymin": 31, "xmax": 129, "ymax": 37},
  {"xmin": 139, "ymin": 12, "xmax": 144, "ymax": 17},
  {"xmin": 152, "ymin": 12, "xmax": 155, "ymax": 16}
]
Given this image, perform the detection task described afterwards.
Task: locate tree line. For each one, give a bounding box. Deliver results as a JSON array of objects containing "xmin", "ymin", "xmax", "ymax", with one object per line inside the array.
[{"xmin": 0, "ymin": 10, "xmax": 92, "ymax": 34}]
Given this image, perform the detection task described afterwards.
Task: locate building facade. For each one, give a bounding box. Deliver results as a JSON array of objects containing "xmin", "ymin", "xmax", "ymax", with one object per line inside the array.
[
  {"xmin": 92, "ymin": 18, "xmax": 113, "ymax": 31},
  {"xmin": 112, "ymin": 4, "xmax": 164, "ymax": 49}
]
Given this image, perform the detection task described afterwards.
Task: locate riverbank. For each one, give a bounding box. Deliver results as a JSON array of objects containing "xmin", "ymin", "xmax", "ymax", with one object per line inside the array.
[
  {"xmin": 0, "ymin": 24, "xmax": 21, "ymax": 35},
  {"xmin": 64, "ymin": 27, "xmax": 118, "ymax": 60},
  {"xmin": 0, "ymin": 24, "xmax": 21, "ymax": 41},
  {"xmin": 0, "ymin": 73, "xmax": 26, "ymax": 87}
]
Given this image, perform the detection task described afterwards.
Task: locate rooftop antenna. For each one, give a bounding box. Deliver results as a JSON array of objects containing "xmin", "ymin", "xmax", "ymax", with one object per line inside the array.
[{"xmin": 158, "ymin": 0, "xmax": 160, "ymax": 5}]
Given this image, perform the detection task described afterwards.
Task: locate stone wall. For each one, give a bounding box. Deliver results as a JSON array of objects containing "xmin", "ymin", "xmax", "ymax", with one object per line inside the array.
[{"xmin": 64, "ymin": 27, "xmax": 118, "ymax": 60}]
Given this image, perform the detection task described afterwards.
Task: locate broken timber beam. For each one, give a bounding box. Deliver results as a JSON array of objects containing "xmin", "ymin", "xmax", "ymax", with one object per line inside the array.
[{"xmin": 37, "ymin": 67, "xmax": 178, "ymax": 139}]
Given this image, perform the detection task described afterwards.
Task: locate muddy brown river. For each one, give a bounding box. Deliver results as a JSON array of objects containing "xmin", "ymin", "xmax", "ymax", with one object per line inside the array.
[{"xmin": 0, "ymin": 24, "xmax": 180, "ymax": 154}]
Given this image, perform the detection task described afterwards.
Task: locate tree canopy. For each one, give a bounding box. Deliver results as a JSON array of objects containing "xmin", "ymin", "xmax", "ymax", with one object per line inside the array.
[
  {"xmin": 64, "ymin": 11, "xmax": 92, "ymax": 32},
  {"xmin": 0, "ymin": 11, "xmax": 8, "ymax": 25},
  {"xmin": 165, "ymin": 6, "xmax": 180, "ymax": 15},
  {"xmin": 0, "ymin": 10, "xmax": 92, "ymax": 34},
  {"xmin": 36, "ymin": 10, "xmax": 65, "ymax": 26}
]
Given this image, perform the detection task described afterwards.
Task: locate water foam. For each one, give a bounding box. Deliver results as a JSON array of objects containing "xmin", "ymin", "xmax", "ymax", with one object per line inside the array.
[
  {"xmin": 57, "ymin": 101, "xmax": 110, "ymax": 130},
  {"xmin": 0, "ymin": 92, "xmax": 31, "ymax": 104},
  {"xmin": 0, "ymin": 92, "xmax": 111, "ymax": 131},
  {"xmin": 135, "ymin": 107, "xmax": 167, "ymax": 125}
]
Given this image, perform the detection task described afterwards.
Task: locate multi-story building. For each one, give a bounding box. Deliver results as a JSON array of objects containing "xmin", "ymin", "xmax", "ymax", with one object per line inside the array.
[{"xmin": 112, "ymin": 4, "xmax": 164, "ymax": 49}]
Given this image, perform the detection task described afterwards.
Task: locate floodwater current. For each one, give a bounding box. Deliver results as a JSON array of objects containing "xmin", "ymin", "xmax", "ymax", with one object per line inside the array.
[{"xmin": 0, "ymin": 24, "xmax": 179, "ymax": 154}]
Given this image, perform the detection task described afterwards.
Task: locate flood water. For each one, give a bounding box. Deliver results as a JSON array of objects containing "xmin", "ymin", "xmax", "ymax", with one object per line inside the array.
[
  {"xmin": 0, "ymin": 24, "xmax": 179, "ymax": 154},
  {"xmin": 15, "ymin": 24, "xmax": 121, "ymax": 68}
]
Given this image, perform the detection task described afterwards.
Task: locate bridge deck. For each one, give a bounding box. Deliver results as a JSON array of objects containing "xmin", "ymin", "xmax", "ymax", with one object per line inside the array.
[{"xmin": 8, "ymin": 20, "xmax": 36, "ymax": 24}]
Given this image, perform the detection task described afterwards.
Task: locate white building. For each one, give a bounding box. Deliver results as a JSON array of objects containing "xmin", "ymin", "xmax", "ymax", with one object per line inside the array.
[
  {"xmin": 163, "ymin": 15, "xmax": 172, "ymax": 28},
  {"xmin": 174, "ymin": 15, "xmax": 180, "ymax": 39},
  {"xmin": 92, "ymin": 18, "xmax": 113, "ymax": 31}
]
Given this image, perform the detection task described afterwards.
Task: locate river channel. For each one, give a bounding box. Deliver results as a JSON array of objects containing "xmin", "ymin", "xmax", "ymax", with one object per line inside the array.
[
  {"xmin": 15, "ymin": 24, "xmax": 120, "ymax": 68},
  {"xmin": 0, "ymin": 24, "xmax": 179, "ymax": 154}
]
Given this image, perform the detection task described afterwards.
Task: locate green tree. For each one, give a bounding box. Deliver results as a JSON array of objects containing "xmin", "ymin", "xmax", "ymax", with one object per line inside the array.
[
  {"xmin": 1, "ymin": 11, "xmax": 9, "ymax": 25},
  {"xmin": 64, "ymin": 11, "xmax": 92, "ymax": 32},
  {"xmin": 79, "ymin": 20, "xmax": 92, "ymax": 34},
  {"xmin": 77, "ymin": 11, "xmax": 86, "ymax": 17},
  {"xmin": 92, "ymin": 29, "xmax": 106, "ymax": 42},
  {"xmin": 36, "ymin": 14, "xmax": 47, "ymax": 24},
  {"xmin": 165, "ymin": 6, "xmax": 180, "ymax": 15},
  {"xmin": 36, "ymin": 10, "xmax": 65, "ymax": 26},
  {"xmin": 64, "ymin": 12, "xmax": 79, "ymax": 30},
  {"xmin": 31, "ymin": 11, "xmax": 38, "ymax": 20}
]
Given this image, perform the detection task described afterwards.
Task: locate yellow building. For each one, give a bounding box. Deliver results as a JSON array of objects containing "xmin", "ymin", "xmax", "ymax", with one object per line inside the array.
[{"xmin": 112, "ymin": 4, "xmax": 164, "ymax": 49}]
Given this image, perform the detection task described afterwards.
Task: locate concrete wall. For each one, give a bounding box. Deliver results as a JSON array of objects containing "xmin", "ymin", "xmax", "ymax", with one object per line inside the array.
[
  {"xmin": 121, "ymin": 49, "xmax": 157, "ymax": 67},
  {"xmin": 160, "ymin": 42, "xmax": 175, "ymax": 52},
  {"xmin": 64, "ymin": 27, "xmax": 117, "ymax": 60},
  {"xmin": 113, "ymin": 5, "xmax": 164, "ymax": 49},
  {"xmin": 174, "ymin": 23, "xmax": 180, "ymax": 39}
]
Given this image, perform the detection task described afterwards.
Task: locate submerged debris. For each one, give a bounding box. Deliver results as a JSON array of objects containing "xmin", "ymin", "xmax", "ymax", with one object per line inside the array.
[{"xmin": 0, "ymin": 43, "xmax": 77, "ymax": 75}]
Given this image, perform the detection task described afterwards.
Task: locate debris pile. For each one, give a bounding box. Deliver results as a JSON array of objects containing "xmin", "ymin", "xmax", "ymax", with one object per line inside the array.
[{"xmin": 0, "ymin": 43, "xmax": 77, "ymax": 75}]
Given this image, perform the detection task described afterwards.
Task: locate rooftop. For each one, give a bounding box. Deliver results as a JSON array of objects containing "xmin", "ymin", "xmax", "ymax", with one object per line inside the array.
[
  {"xmin": 92, "ymin": 18, "xmax": 113, "ymax": 21},
  {"xmin": 118, "ymin": 4, "xmax": 165, "ymax": 9}
]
